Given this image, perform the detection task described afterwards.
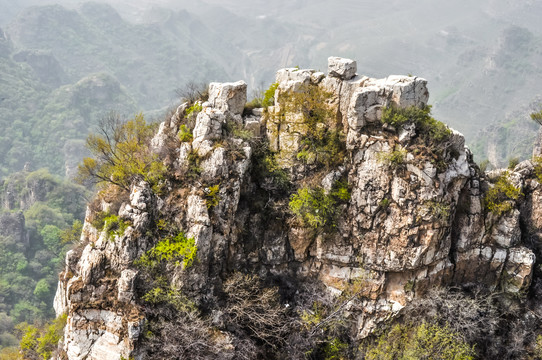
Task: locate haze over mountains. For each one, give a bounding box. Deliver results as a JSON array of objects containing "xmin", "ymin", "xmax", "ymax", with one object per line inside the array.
[{"xmin": 1, "ymin": 0, "xmax": 542, "ymax": 178}]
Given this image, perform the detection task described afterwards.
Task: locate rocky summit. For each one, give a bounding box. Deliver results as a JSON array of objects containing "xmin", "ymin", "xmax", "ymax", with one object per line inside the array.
[{"xmin": 53, "ymin": 57, "xmax": 542, "ymax": 359}]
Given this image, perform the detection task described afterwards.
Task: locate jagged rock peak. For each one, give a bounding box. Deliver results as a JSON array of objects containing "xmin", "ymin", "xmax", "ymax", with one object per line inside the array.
[{"xmin": 53, "ymin": 57, "xmax": 540, "ymax": 359}]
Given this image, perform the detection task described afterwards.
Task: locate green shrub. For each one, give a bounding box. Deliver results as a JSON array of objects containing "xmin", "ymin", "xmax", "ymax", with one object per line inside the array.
[
  {"xmin": 141, "ymin": 285, "xmax": 196, "ymax": 313},
  {"xmin": 297, "ymin": 128, "xmax": 345, "ymax": 168},
  {"xmin": 425, "ymin": 200, "xmax": 451, "ymax": 222},
  {"xmin": 381, "ymin": 105, "xmax": 451, "ymax": 142},
  {"xmin": 36, "ymin": 315, "xmax": 67, "ymax": 360},
  {"xmin": 508, "ymin": 157, "xmax": 520, "ymax": 170},
  {"xmin": 205, "ymin": 185, "xmax": 220, "ymax": 209},
  {"xmin": 187, "ymin": 150, "xmax": 203, "ymax": 180},
  {"xmin": 104, "ymin": 214, "xmax": 130, "ymax": 239},
  {"xmin": 224, "ymin": 120, "xmax": 253, "ymax": 140},
  {"xmin": 178, "ymin": 124, "xmax": 193, "ymax": 142},
  {"xmin": 19, "ymin": 324, "xmax": 39, "ymax": 357},
  {"xmin": 136, "ymin": 231, "xmax": 197, "ymax": 270},
  {"xmin": 289, "ymin": 181, "xmax": 350, "ymax": 229},
  {"xmin": 290, "ymin": 187, "xmax": 335, "ymax": 229},
  {"xmin": 323, "ymin": 338, "xmax": 348, "ymax": 360},
  {"xmin": 378, "ymin": 147, "xmax": 407, "ymax": 168},
  {"xmin": 245, "ymin": 82, "xmax": 278, "ymax": 111},
  {"xmin": 91, "ymin": 212, "xmax": 130, "ymax": 240},
  {"xmin": 484, "ymin": 172, "xmax": 522, "ymax": 216},
  {"xmin": 279, "ymin": 84, "xmax": 346, "ymax": 168},
  {"xmin": 185, "ymin": 102, "xmax": 202, "ymax": 117},
  {"xmin": 535, "ymin": 334, "xmax": 542, "ymax": 359},
  {"xmin": 300, "ymin": 302, "xmax": 325, "ymax": 330},
  {"xmin": 333, "ymin": 181, "xmax": 351, "ymax": 202},
  {"xmin": 262, "ymin": 82, "xmax": 278, "ymax": 108},
  {"xmin": 364, "ymin": 322, "xmax": 475, "ymax": 360},
  {"xmin": 19, "ymin": 314, "xmax": 67, "ymax": 360},
  {"xmin": 252, "ymin": 144, "xmax": 290, "ymax": 192},
  {"xmin": 77, "ymin": 112, "xmax": 167, "ymax": 192},
  {"xmin": 60, "ymin": 220, "xmax": 83, "ymax": 244}
]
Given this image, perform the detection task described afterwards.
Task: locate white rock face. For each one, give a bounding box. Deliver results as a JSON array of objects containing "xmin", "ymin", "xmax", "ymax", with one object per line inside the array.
[
  {"xmin": 192, "ymin": 108, "xmax": 225, "ymax": 156},
  {"xmin": 64, "ymin": 310, "xmax": 133, "ymax": 360},
  {"xmin": 151, "ymin": 102, "xmax": 187, "ymax": 153},
  {"xmin": 208, "ymin": 81, "xmax": 247, "ymax": 115},
  {"xmin": 54, "ymin": 181, "xmax": 153, "ymax": 359},
  {"xmin": 201, "ymin": 147, "xmax": 228, "ymax": 179},
  {"xmin": 275, "ymin": 68, "xmax": 313, "ymax": 94}
]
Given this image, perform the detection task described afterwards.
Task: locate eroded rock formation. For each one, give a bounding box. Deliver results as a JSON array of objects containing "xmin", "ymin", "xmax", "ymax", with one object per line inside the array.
[{"xmin": 53, "ymin": 57, "xmax": 541, "ymax": 359}]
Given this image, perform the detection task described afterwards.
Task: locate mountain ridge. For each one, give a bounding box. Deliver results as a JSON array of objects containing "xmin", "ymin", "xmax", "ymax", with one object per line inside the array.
[{"xmin": 51, "ymin": 57, "xmax": 542, "ymax": 359}]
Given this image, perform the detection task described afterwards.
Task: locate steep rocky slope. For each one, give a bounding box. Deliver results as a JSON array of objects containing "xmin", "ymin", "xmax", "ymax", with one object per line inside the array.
[{"xmin": 53, "ymin": 57, "xmax": 541, "ymax": 359}]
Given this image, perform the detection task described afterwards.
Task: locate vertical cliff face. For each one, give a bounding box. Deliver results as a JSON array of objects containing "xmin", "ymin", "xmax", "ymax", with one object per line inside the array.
[{"xmin": 53, "ymin": 57, "xmax": 540, "ymax": 359}]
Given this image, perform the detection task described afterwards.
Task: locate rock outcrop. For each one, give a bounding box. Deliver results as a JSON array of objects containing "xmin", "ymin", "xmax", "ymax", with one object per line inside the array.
[{"xmin": 54, "ymin": 57, "xmax": 540, "ymax": 359}]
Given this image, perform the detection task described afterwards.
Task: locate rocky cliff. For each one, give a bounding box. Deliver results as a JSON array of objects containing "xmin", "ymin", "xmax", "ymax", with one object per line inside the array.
[{"xmin": 53, "ymin": 57, "xmax": 542, "ymax": 359}]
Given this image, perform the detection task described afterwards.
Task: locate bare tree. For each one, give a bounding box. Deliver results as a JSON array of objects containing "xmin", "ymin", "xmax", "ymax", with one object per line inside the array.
[
  {"xmin": 222, "ymin": 273, "xmax": 293, "ymax": 349},
  {"xmin": 175, "ymin": 81, "xmax": 209, "ymax": 104}
]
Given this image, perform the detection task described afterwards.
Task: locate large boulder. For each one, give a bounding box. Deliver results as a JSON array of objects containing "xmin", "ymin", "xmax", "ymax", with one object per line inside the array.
[
  {"xmin": 328, "ymin": 56, "xmax": 357, "ymax": 80},
  {"xmin": 208, "ymin": 81, "xmax": 247, "ymax": 115}
]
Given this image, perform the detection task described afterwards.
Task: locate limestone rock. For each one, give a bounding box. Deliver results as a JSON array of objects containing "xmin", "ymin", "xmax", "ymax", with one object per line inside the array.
[
  {"xmin": 244, "ymin": 116, "xmax": 262, "ymax": 137},
  {"xmin": 201, "ymin": 147, "xmax": 228, "ymax": 179},
  {"xmin": 117, "ymin": 269, "xmax": 137, "ymax": 302},
  {"xmin": 502, "ymin": 247, "xmax": 535, "ymax": 294},
  {"xmin": 192, "ymin": 108, "xmax": 225, "ymax": 157},
  {"xmin": 328, "ymin": 56, "xmax": 357, "ymax": 80},
  {"xmin": 63, "ymin": 310, "xmax": 138, "ymax": 360},
  {"xmin": 208, "ymin": 81, "xmax": 247, "ymax": 115},
  {"xmin": 386, "ymin": 75, "xmax": 429, "ymax": 108}
]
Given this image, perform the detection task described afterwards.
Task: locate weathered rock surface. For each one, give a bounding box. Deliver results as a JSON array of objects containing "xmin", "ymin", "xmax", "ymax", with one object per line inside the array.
[
  {"xmin": 208, "ymin": 81, "xmax": 247, "ymax": 115},
  {"xmin": 328, "ymin": 56, "xmax": 357, "ymax": 80},
  {"xmin": 54, "ymin": 57, "xmax": 540, "ymax": 359}
]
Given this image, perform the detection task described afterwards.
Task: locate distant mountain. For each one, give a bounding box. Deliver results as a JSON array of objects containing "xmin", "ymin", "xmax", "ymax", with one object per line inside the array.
[
  {"xmin": 0, "ymin": 3, "xmax": 232, "ymax": 178},
  {"xmin": 1, "ymin": 0, "xmax": 542, "ymax": 178}
]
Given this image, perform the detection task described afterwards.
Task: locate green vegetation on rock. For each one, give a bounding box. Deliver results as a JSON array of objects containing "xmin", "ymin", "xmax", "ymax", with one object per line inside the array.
[
  {"xmin": 364, "ymin": 322, "xmax": 475, "ymax": 360},
  {"xmin": 533, "ymin": 156, "xmax": 542, "ymax": 183},
  {"xmin": 378, "ymin": 146, "xmax": 407, "ymax": 168},
  {"xmin": 278, "ymin": 84, "xmax": 346, "ymax": 168},
  {"xmin": 178, "ymin": 124, "xmax": 193, "ymax": 143},
  {"xmin": 91, "ymin": 212, "xmax": 130, "ymax": 240},
  {"xmin": 289, "ymin": 181, "xmax": 350, "ymax": 230},
  {"xmin": 484, "ymin": 171, "xmax": 522, "ymax": 216},
  {"xmin": 382, "ymin": 105, "xmax": 451, "ymax": 142},
  {"xmin": 205, "ymin": 185, "xmax": 220, "ymax": 209},
  {"xmin": 77, "ymin": 112, "xmax": 167, "ymax": 192},
  {"xmin": 136, "ymin": 231, "xmax": 197, "ymax": 270}
]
